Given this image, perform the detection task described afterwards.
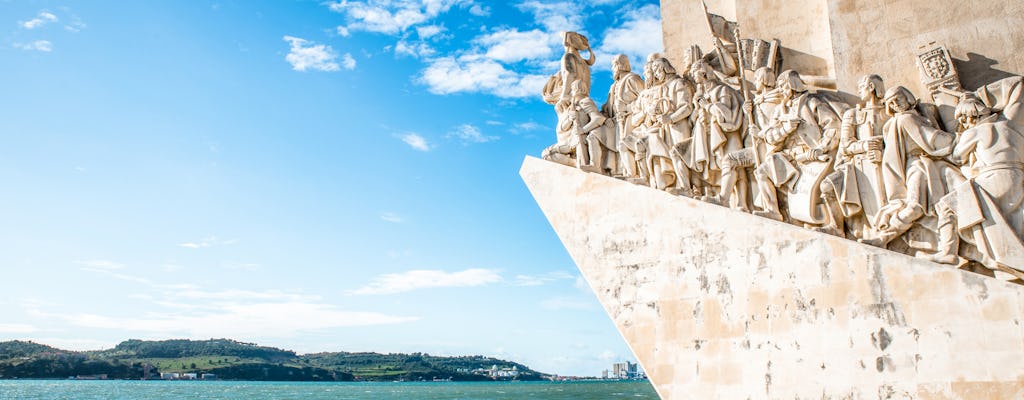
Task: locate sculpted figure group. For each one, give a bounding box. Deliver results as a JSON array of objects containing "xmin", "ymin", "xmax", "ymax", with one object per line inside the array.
[{"xmin": 541, "ymin": 31, "xmax": 1024, "ymax": 281}]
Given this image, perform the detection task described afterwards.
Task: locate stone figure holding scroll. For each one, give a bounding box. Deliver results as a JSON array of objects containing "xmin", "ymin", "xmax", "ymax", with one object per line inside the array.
[
  {"xmin": 929, "ymin": 96, "xmax": 1024, "ymax": 276},
  {"xmin": 689, "ymin": 60, "xmax": 745, "ymax": 199},
  {"xmin": 819, "ymin": 75, "xmax": 890, "ymax": 239},
  {"xmin": 604, "ymin": 54, "xmax": 645, "ymax": 178},
  {"xmin": 751, "ymin": 70, "xmax": 842, "ymax": 225},
  {"xmin": 650, "ymin": 57, "xmax": 697, "ymax": 195},
  {"xmin": 865, "ymin": 86, "xmax": 965, "ymax": 250}
]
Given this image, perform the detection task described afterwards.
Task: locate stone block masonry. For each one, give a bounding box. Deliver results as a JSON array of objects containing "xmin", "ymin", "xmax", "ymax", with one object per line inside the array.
[{"xmin": 522, "ymin": 156, "xmax": 1024, "ymax": 399}]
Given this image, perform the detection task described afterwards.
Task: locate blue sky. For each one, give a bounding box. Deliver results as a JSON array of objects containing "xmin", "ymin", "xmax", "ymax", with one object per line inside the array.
[{"xmin": 0, "ymin": 0, "xmax": 662, "ymax": 376}]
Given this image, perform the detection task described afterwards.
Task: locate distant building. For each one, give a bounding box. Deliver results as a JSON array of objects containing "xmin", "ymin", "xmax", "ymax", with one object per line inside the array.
[
  {"xmin": 201, "ymin": 373, "xmax": 217, "ymax": 380},
  {"xmin": 610, "ymin": 361, "xmax": 644, "ymax": 379}
]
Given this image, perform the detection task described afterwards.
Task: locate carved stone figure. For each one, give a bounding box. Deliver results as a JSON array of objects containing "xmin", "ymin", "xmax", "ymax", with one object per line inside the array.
[
  {"xmin": 865, "ymin": 86, "xmax": 965, "ymax": 250},
  {"xmin": 603, "ymin": 54, "xmax": 645, "ymax": 178},
  {"xmin": 751, "ymin": 70, "xmax": 842, "ymax": 225},
  {"xmin": 557, "ymin": 31, "xmax": 595, "ymax": 105},
  {"xmin": 653, "ymin": 57, "xmax": 698, "ymax": 194},
  {"xmin": 542, "ymin": 80, "xmax": 607, "ymax": 168},
  {"xmin": 630, "ymin": 57, "xmax": 695, "ymax": 192},
  {"xmin": 689, "ymin": 60, "xmax": 745, "ymax": 199},
  {"xmin": 929, "ymin": 96, "xmax": 1024, "ymax": 277},
  {"xmin": 819, "ymin": 75, "xmax": 890, "ymax": 239},
  {"xmin": 710, "ymin": 67, "xmax": 780, "ymax": 211}
]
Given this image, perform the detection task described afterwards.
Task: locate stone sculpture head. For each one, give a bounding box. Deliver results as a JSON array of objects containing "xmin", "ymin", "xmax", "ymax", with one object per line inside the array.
[
  {"xmin": 857, "ymin": 74, "xmax": 885, "ymax": 102},
  {"xmin": 643, "ymin": 52, "xmax": 663, "ymax": 86},
  {"xmin": 651, "ymin": 57, "xmax": 677, "ymax": 84},
  {"xmin": 689, "ymin": 60, "xmax": 716, "ymax": 86},
  {"xmin": 882, "ymin": 86, "xmax": 918, "ymax": 116},
  {"xmin": 612, "ymin": 54, "xmax": 631, "ymax": 79},
  {"xmin": 753, "ymin": 67, "xmax": 775, "ymax": 92},
  {"xmin": 955, "ymin": 95, "xmax": 993, "ymax": 129},
  {"xmin": 562, "ymin": 31, "xmax": 589, "ymax": 52},
  {"xmin": 775, "ymin": 70, "xmax": 807, "ymax": 100}
]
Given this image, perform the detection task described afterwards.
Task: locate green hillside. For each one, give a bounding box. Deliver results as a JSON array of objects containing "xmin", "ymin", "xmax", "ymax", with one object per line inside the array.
[{"xmin": 0, "ymin": 339, "xmax": 549, "ymax": 382}]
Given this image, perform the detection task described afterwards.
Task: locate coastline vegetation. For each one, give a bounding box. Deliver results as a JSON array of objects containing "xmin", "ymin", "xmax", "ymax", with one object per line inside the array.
[{"xmin": 0, "ymin": 339, "xmax": 548, "ymax": 382}]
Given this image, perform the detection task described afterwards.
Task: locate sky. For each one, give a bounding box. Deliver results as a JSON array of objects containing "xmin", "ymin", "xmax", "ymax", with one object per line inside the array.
[{"xmin": 0, "ymin": 0, "xmax": 662, "ymax": 376}]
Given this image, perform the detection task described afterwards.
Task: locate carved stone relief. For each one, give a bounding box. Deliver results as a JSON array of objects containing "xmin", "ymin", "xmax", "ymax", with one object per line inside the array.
[{"xmin": 538, "ymin": 28, "xmax": 1024, "ymax": 283}]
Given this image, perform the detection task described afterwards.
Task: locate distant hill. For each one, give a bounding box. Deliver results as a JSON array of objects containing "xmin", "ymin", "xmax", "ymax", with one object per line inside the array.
[{"xmin": 0, "ymin": 339, "xmax": 550, "ymax": 382}]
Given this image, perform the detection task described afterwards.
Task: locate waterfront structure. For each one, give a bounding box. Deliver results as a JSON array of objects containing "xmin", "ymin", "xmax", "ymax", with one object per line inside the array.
[{"xmin": 526, "ymin": 1, "xmax": 1024, "ymax": 398}]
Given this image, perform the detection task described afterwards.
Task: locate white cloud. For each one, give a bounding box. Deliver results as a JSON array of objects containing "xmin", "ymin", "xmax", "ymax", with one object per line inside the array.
[
  {"xmin": 177, "ymin": 236, "xmax": 238, "ymax": 249},
  {"xmin": 380, "ymin": 212, "xmax": 404, "ymax": 223},
  {"xmin": 476, "ymin": 28, "xmax": 558, "ymax": 63},
  {"xmin": 39, "ymin": 302, "xmax": 416, "ymax": 339},
  {"xmin": 341, "ymin": 52, "xmax": 357, "ymax": 69},
  {"xmin": 350, "ymin": 268, "xmax": 502, "ymax": 295},
  {"xmin": 0, "ymin": 323, "xmax": 38, "ymax": 334},
  {"xmin": 336, "ymin": 26, "xmax": 351, "ymax": 37},
  {"xmin": 328, "ymin": 0, "xmax": 465, "ymax": 35},
  {"xmin": 515, "ymin": 1, "xmax": 584, "ymax": 32},
  {"xmin": 64, "ymin": 16, "xmax": 87, "ymax": 33},
  {"xmin": 400, "ymin": 133, "xmax": 431, "ymax": 151},
  {"xmin": 16, "ymin": 40, "xmax": 53, "ymax": 52},
  {"xmin": 468, "ymin": 4, "xmax": 489, "ymax": 16},
  {"xmin": 416, "ymin": 24, "xmax": 445, "ymax": 39},
  {"xmin": 283, "ymin": 35, "xmax": 341, "ymax": 72},
  {"xmin": 20, "ymin": 11, "xmax": 58, "ymax": 30},
  {"xmin": 447, "ymin": 124, "xmax": 498, "ymax": 144},
  {"xmin": 395, "ymin": 40, "xmax": 435, "ymax": 58},
  {"xmin": 513, "ymin": 271, "xmax": 575, "ymax": 286},
  {"xmin": 597, "ymin": 4, "xmax": 662, "ymax": 65},
  {"xmin": 419, "ymin": 55, "xmax": 548, "ymax": 98}
]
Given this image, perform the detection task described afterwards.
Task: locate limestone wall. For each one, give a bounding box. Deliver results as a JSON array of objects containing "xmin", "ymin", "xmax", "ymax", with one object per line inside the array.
[
  {"xmin": 522, "ymin": 156, "xmax": 1024, "ymax": 399},
  {"xmin": 660, "ymin": 0, "xmax": 1024, "ymax": 94}
]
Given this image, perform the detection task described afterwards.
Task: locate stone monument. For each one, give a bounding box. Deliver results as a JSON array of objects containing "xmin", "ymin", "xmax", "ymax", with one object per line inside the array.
[{"xmin": 523, "ymin": 1, "xmax": 1024, "ymax": 398}]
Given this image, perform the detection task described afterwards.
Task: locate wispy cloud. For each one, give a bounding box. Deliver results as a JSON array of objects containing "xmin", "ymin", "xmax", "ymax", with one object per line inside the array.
[
  {"xmin": 596, "ymin": 4, "xmax": 662, "ymax": 68},
  {"xmin": 447, "ymin": 124, "xmax": 498, "ymax": 144},
  {"xmin": 350, "ymin": 268, "xmax": 502, "ymax": 295},
  {"xmin": 513, "ymin": 271, "xmax": 575, "ymax": 286},
  {"xmin": 419, "ymin": 55, "xmax": 549, "ymax": 98},
  {"xmin": 0, "ymin": 323, "xmax": 38, "ymax": 334},
  {"xmin": 20, "ymin": 10, "xmax": 58, "ymax": 30},
  {"xmin": 328, "ymin": 0, "xmax": 475, "ymax": 35},
  {"xmin": 340, "ymin": 53, "xmax": 357, "ymax": 69},
  {"xmin": 64, "ymin": 16, "xmax": 87, "ymax": 33},
  {"xmin": 283, "ymin": 35, "xmax": 342, "ymax": 72},
  {"xmin": 33, "ymin": 302, "xmax": 417, "ymax": 339},
  {"xmin": 399, "ymin": 133, "xmax": 431, "ymax": 151},
  {"xmin": 15, "ymin": 40, "xmax": 53, "ymax": 52},
  {"xmin": 380, "ymin": 212, "xmax": 405, "ymax": 223},
  {"xmin": 177, "ymin": 236, "xmax": 238, "ymax": 249}
]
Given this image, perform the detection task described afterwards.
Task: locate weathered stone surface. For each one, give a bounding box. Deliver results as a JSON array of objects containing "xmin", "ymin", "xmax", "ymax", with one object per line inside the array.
[
  {"xmin": 660, "ymin": 0, "xmax": 1024, "ymax": 93},
  {"xmin": 521, "ymin": 156, "xmax": 1024, "ymax": 400}
]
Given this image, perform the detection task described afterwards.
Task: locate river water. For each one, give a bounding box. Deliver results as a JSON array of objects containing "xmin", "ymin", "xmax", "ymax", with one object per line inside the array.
[{"xmin": 0, "ymin": 380, "xmax": 659, "ymax": 399}]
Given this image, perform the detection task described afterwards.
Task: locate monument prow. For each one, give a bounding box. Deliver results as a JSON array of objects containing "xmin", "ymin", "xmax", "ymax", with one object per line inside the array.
[{"xmin": 522, "ymin": 155, "xmax": 1024, "ymax": 399}]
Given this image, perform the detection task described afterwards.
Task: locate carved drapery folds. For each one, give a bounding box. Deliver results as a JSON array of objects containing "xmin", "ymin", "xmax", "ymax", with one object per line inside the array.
[{"xmin": 539, "ymin": 29, "xmax": 1024, "ymax": 283}]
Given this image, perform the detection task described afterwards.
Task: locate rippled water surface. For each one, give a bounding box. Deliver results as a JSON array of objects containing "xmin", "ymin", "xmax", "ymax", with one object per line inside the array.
[{"xmin": 0, "ymin": 380, "xmax": 659, "ymax": 400}]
